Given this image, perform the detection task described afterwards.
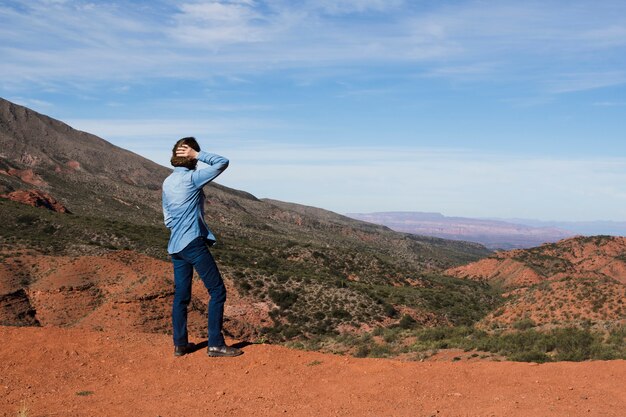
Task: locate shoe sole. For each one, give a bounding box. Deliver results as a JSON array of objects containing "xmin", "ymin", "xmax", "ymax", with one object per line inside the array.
[{"xmin": 207, "ymin": 351, "xmax": 243, "ymax": 357}]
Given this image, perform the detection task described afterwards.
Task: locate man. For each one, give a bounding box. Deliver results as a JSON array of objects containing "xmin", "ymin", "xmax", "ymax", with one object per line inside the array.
[{"xmin": 162, "ymin": 137, "xmax": 242, "ymax": 357}]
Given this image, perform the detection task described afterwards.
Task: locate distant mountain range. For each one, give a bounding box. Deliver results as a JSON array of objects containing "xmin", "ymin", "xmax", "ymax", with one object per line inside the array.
[
  {"xmin": 346, "ymin": 212, "xmax": 578, "ymax": 250},
  {"xmin": 489, "ymin": 218, "xmax": 626, "ymax": 237}
]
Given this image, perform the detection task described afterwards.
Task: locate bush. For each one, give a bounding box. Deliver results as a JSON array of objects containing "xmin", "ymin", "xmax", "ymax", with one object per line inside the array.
[
  {"xmin": 552, "ymin": 327, "xmax": 595, "ymax": 361},
  {"xmin": 384, "ymin": 304, "xmax": 397, "ymax": 318},
  {"xmin": 16, "ymin": 214, "xmax": 38, "ymax": 225},
  {"xmin": 508, "ymin": 350, "xmax": 550, "ymax": 363},
  {"xmin": 399, "ymin": 314, "xmax": 417, "ymax": 329},
  {"xmin": 512, "ymin": 318, "xmax": 536, "ymax": 330},
  {"xmin": 313, "ymin": 311, "xmax": 325, "ymax": 320},
  {"xmin": 331, "ymin": 309, "xmax": 351, "ymax": 320},
  {"xmin": 354, "ymin": 345, "xmax": 370, "ymax": 358},
  {"xmin": 269, "ymin": 289, "xmax": 298, "ymax": 310}
]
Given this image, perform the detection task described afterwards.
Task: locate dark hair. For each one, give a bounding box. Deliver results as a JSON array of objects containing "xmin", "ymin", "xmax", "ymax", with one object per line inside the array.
[{"xmin": 170, "ymin": 137, "xmax": 200, "ymax": 169}]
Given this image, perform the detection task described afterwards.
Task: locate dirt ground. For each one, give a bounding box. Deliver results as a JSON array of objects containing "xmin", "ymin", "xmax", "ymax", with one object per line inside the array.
[{"xmin": 1, "ymin": 326, "xmax": 625, "ymax": 417}]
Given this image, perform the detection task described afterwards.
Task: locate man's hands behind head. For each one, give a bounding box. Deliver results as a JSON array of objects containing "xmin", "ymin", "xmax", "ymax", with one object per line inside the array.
[{"xmin": 176, "ymin": 144, "xmax": 199, "ymax": 160}]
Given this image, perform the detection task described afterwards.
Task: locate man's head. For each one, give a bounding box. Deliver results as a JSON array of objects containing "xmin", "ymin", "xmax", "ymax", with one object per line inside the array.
[{"xmin": 171, "ymin": 137, "xmax": 200, "ymax": 169}]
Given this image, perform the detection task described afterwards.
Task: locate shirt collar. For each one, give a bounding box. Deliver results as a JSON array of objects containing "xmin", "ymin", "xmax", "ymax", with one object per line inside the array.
[{"xmin": 173, "ymin": 167, "xmax": 191, "ymax": 172}]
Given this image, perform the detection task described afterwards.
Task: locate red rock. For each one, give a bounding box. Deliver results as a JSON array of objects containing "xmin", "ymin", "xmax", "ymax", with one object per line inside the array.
[
  {"xmin": 1, "ymin": 189, "xmax": 70, "ymax": 213},
  {"xmin": 6, "ymin": 168, "xmax": 47, "ymax": 186},
  {"xmin": 66, "ymin": 160, "xmax": 81, "ymax": 170}
]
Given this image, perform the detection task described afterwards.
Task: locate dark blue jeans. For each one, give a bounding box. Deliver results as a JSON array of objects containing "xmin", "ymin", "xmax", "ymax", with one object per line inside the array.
[{"xmin": 171, "ymin": 237, "xmax": 226, "ymax": 347}]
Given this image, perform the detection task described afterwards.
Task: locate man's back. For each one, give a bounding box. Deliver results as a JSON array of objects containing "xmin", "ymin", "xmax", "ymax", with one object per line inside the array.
[{"xmin": 162, "ymin": 151, "xmax": 229, "ymax": 254}]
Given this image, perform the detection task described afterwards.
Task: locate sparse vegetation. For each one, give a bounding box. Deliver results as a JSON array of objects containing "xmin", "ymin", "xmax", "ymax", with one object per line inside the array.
[
  {"xmin": 296, "ymin": 324, "xmax": 626, "ymax": 363},
  {"xmin": 3, "ymin": 94, "xmax": 626, "ymax": 370}
]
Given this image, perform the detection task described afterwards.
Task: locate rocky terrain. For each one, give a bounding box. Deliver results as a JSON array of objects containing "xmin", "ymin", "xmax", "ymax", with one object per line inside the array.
[
  {"xmin": 1, "ymin": 97, "xmax": 624, "ymax": 368},
  {"xmin": 1, "ymin": 98, "xmax": 626, "ymax": 416},
  {"xmin": 347, "ymin": 211, "xmax": 575, "ymax": 250},
  {"xmin": 447, "ymin": 236, "xmax": 626, "ymax": 330},
  {"xmin": 0, "ymin": 97, "xmax": 494, "ymax": 344}
]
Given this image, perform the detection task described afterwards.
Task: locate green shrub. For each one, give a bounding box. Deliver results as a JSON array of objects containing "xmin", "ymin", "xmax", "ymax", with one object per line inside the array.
[
  {"xmin": 313, "ymin": 311, "xmax": 325, "ymax": 320},
  {"xmin": 383, "ymin": 304, "xmax": 397, "ymax": 318},
  {"xmin": 399, "ymin": 314, "xmax": 417, "ymax": 329},
  {"xmin": 331, "ymin": 309, "xmax": 351, "ymax": 320},
  {"xmin": 512, "ymin": 318, "xmax": 536, "ymax": 330},
  {"xmin": 354, "ymin": 345, "xmax": 370, "ymax": 358},
  {"xmin": 552, "ymin": 327, "xmax": 595, "ymax": 361},
  {"xmin": 268, "ymin": 289, "xmax": 298, "ymax": 310},
  {"xmin": 16, "ymin": 214, "xmax": 38, "ymax": 225}
]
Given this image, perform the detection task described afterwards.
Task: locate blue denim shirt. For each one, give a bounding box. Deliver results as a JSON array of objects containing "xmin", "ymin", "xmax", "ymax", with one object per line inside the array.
[{"xmin": 162, "ymin": 151, "xmax": 229, "ymax": 254}]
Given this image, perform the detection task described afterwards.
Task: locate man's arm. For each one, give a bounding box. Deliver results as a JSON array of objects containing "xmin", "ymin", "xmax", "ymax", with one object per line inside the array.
[
  {"xmin": 191, "ymin": 151, "xmax": 229, "ymax": 188},
  {"xmin": 176, "ymin": 144, "xmax": 229, "ymax": 189}
]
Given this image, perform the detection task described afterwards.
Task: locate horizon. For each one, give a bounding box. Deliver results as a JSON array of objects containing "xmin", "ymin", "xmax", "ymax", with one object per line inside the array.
[{"xmin": 2, "ymin": 1, "xmax": 625, "ymax": 222}]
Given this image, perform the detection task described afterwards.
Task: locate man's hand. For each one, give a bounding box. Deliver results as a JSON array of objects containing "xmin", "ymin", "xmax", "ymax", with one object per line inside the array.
[{"xmin": 176, "ymin": 144, "xmax": 199, "ymax": 160}]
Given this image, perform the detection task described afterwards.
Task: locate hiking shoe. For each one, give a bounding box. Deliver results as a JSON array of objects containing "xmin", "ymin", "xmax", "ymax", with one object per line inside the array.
[
  {"xmin": 207, "ymin": 345, "xmax": 243, "ymax": 357},
  {"xmin": 174, "ymin": 343, "xmax": 195, "ymax": 357}
]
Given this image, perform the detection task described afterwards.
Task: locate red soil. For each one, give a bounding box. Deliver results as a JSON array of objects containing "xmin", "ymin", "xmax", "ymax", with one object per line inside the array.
[
  {"xmin": 0, "ymin": 250, "xmax": 269, "ymax": 340},
  {"xmin": 446, "ymin": 257, "xmax": 543, "ymax": 287},
  {"xmin": 1, "ymin": 326, "xmax": 625, "ymax": 417},
  {"xmin": 445, "ymin": 236, "xmax": 626, "ymax": 329},
  {"xmin": 480, "ymin": 276, "xmax": 626, "ymax": 329},
  {"xmin": 446, "ymin": 236, "xmax": 626, "ymax": 287},
  {"xmin": 4, "ymin": 168, "xmax": 47, "ymax": 186}
]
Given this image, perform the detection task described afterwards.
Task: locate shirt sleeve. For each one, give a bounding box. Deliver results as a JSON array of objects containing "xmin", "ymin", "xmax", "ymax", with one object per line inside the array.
[{"xmin": 191, "ymin": 151, "xmax": 229, "ymax": 189}]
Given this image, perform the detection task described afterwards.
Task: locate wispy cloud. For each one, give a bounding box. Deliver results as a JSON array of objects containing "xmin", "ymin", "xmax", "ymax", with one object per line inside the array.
[
  {"xmin": 3, "ymin": 1, "xmax": 625, "ymax": 222},
  {"xmin": 170, "ymin": 1, "xmax": 273, "ymax": 45},
  {"xmin": 79, "ymin": 126, "xmax": 625, "ymax": 221},
  {"xmin": 546, "ymin": 71, "xmax": 626, "ymax": 94},
  {"xmin": 592, "ymin": 101, "xmax": 626, "ymax": 107},
  {"xmin": 1, "ymin": 0, "xmax": 625, "ymax": 94},
  {"xmin": 213, "ymin": 145, "xmax": 626, "ymax": 221},
  {"xmin": 313, "ymin": 0, "xmax": 405, "ymax": 15},
  {"xmin": 67, "ymin": 116, "xmax": 287, "ymax": 140}
]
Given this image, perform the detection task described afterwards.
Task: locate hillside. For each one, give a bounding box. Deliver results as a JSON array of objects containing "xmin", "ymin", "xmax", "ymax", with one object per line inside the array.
[
  {"xmin": 2, "ymin": 326, "xmax": 626, "ymax": 417},
  {"xmin": 446, "ymin": 236, "xmax": 626, "ymax": 330},
  {"xmin": 0, "ymin": 97, "xmax": 494, "ymax": 344},
  {"xmin": 2, "ymin": 97, "xmax": 623, "ymax": 363}
]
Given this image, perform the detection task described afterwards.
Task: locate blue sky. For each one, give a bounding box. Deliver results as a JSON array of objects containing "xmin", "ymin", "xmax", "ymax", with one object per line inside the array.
[{"xmin": 1, "ymin": 0, "xmax": 626, "ymax": 221}]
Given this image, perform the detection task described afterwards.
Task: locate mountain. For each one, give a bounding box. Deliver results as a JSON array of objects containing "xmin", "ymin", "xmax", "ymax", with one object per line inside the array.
[
  {"xmin": 492, "ymin": 218, "xmax": 626, "ymax": 237},
  {"xmin": 0, "ymin": 97, "xmax": 495, "ymax": 342},
  {"xmin": 446, "ymin": 235, "xmax": 626, "ymax": 331},
  {"xmin": 346, "ymin": 211, "xmax": 575, "ymax": 250},
  {"xmin": 0, "ymin": 97, "xmax": 170, "ymax": 225}
]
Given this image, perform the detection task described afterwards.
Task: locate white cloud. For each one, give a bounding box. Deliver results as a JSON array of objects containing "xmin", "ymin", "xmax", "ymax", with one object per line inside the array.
[
  {"xmin": 313, "ymin": 0, "xmax": 405, "ymax": 15},
  {"xmin": 66, "ymin": 117, "xmax": 287, "ymax": 140},
  {"xmin": 213, "ymin": 146, "xmax": 626, "ymax": 221},
  {"xmin": 55, "ymin": 109, "xmax": 626, "ymax": 221},
  {"xmin": 6, "ymin": 97, "xmax": 53, "ymax": 108},
  {"xmin": 171, "ymin": 1, "xmax": 271, "ymax": 45},
  {"xmin": 546, "ymin": 71, "xmax": 626, "ymax": 94},
  {"xmin": 74, "ymin": 127, "xmax": 625, "ymax": 221},
  {"xmin": 1, "ymin": 0, "xmax": 625, "ymax": 92}
]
